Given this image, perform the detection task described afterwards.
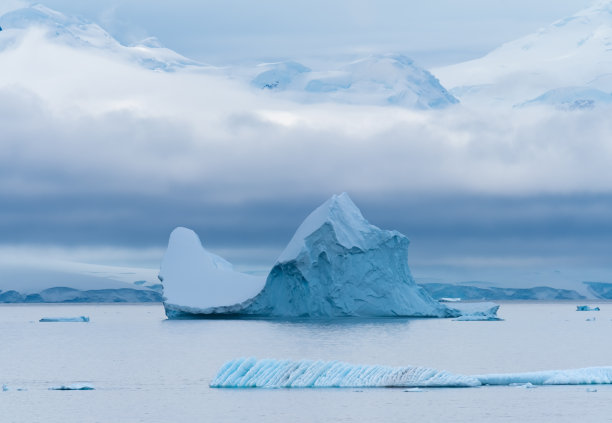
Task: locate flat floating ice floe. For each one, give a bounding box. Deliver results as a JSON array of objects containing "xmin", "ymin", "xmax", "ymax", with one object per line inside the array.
[
  {"xmin": 576, "ymin": 305, "xmax": 600, "ymax": 311},
  {"xmin": 39, "ymin": 316, "xmax": 90, "ymax": 322},
  {"xmin": 211, "ymin": 358, "xmax": 612, "ymax": 388},
  {"xmin": 49, "ymin": 384, "xmax": 95, "ymax": 391}
]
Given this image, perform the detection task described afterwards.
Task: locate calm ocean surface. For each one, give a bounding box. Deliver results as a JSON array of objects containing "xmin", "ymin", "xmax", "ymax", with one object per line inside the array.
[{"xmin": 1, "ymin": 302, "xmax": 611, "ymax": 422}]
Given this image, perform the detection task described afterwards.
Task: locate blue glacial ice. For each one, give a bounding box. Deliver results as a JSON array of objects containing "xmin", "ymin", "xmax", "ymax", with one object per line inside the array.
[
  {"xmin": 450, "ymin": 302, "xmax": 502, "ymax": 321},
  {"xmin": 160, "ymin": 193, "xmax": 465, "ymax": 318},
  {"xmin": 211, "ymin": 358, "xmax": 612, "ymax": 388},
  {"xmin": 211, "ymin": 358, "xmax": 479, "ymax": 388},
  {"xmin": 49, "ymin": 384, "xmax": 95, "ymax": 390},
  {"xmin": 39, "ymin": 316, "xmax": 90, "ymax": 322},
  {"xmin": 576, "ymin": 305, "xmax": 600, "ymax": 311},
  {"xmin": 243, "ymin": 193, "xmax": 454, "ymax": 318}
]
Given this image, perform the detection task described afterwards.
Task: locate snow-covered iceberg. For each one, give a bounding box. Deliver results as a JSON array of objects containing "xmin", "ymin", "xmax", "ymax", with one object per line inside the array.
[
  {"xmin": 160, "ymin": 193, "xmax": 458, "ymax": 318},
  {"xmin": 211, "ymin": 358, "xmax": 612, "ymax": 388},
  {"xmin": 243, "ymin": 193, "xmax": 453, "ymax": 318},
  {"xmin": 158, "ymin": 227, "xmax": 266, "ymax": 318}
]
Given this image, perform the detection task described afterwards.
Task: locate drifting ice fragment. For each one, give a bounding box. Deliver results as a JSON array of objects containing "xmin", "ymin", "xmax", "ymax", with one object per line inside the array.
[
  {"xmin": 210, "ymin": 358, "xmax": 479, "ymax": 388},
  {"xmin": 39, "ymin": 316, "xmax": 89, "ymax": 322},
  {"xmin": 576, "ymin": 305, "xmax": 600, "ymax": 311},
  {"xmin": 450, "ymin": 303, "xmax": 502, "ymax": 321},
  {"xmin": 212, "ymin": 358, "xmax": 612, "ymax": 388},
  {"xmin": 49, "ymin": 384, "xmax": 95, "ymax": 390}
]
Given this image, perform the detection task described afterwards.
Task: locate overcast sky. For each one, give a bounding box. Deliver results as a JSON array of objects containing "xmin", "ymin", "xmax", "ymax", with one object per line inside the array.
[{"xmin": 1, "ymin": 0, "xmax": 610, "ymax": 284}]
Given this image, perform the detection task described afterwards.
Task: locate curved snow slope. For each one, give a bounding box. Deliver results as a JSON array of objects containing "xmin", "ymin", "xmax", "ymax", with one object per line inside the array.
[
  {"xmin": 158, "ymin": 227, "xmax": 266, "ymax": 316},
  {"xmin": 211, "ymin": 358, "xmax": 612, "ymax": 388},
  {"xmin": 434, "ymin": 1, "xmax": 612, "ymax": 105},
  {"xmin": 211, "ymin": 358, "xmax": 479, "ymax": 388},
  {"xmin": 244, "ymin": 193, "xmax": 452, "ymax": 317},
  {"xmin": 252, "ymin": 55, "xmax": 457, "ymax": 109},
  {"xmin": 0, "ymin": 4, "xmax": 202, "ymax": 71}
]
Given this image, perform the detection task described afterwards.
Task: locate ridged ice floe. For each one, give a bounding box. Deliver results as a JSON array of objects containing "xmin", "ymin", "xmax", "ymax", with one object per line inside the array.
[{"xmin": 211, "ymin": 358, "xmax": 612, "ymax": 388}]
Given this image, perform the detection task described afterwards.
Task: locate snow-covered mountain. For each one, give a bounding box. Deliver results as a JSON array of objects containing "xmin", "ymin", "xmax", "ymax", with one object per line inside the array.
[
  {"xmin": 252, "ymin": 55, "xmax": 458, "ymax": 109},
  {"xmin": 434, "ymin": 0, "xmax": 612, "ymax": 107},
  {"xmin": 0, "ymin": 4, "xmax": 203, "ymax": 71}
]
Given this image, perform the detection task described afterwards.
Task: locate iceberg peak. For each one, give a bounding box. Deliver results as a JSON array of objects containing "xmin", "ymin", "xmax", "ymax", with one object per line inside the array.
[{"xmin": 277, "ymin": 193, "xmax": 373, "ymax": 263}]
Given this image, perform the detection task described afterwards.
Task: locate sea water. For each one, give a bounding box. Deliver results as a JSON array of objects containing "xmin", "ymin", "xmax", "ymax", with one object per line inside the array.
[{"xmin": 1, "ymin": 302, "xmax": 611, "ymax": 422}]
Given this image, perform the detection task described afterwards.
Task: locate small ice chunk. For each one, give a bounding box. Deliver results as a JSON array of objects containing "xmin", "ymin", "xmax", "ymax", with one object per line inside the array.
[
  {"xmin": 586, "ymin": 387, "xmax": 598, "ymax": 392},
  {"xmin": 512, "ymin": 382, "xmax": 536, "ymax": 389},
  {"xmin": 403, "ymin": 387, "xmax": 424, "ymax": 392},
  {"xmin": 2, "ymin": 384, "xmax": 8, "ymax": 392},
  {"xmin": 451, "ymin": 302, "xmax": 502, "ymax": 321},
  {"xmin": 576, "ymin": 305, "xmax": 600, "ymax": 311},
  {"xmin": 49, "ymin": 384, "xmax": 95, "ymax": 390},
  {"xmin": 39, "ymin": 316, "xmax": 90, "ymax": 322}
]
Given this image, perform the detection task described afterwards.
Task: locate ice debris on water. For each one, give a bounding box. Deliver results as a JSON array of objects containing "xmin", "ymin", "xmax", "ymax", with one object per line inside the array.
[
  {"xmin": 39, "ymin": 316, "xmax": 90, "ymax": 322},
  {"xmin": 49, "ymin": 384, "xmax": 95, "ymax": 390},
  {"xmin": 450, "ymin": 302, "xmax": 502, "ymax": 321},
  {"xmin": 211, "ymin": 358, "xmax": 612, "ymax": 389},
  {"xmin": 576, "ymin": 305, "xmax": 600, "ymax": 311}
]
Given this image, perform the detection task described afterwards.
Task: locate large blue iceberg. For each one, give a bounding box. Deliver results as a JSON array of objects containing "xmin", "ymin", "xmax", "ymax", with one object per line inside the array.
[
  {"xmin": 211, "ymin": 358, "xmax": 612, "ymax": 388},
  {"xmin": 160, "ymin": 194, "xmax": 488, "ymax": 319}
]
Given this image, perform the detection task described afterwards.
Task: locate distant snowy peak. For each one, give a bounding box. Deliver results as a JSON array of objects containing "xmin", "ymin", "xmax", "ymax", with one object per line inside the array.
[
  {"xmin": 435, "ymin": 1, "xmax": 612, "ymax": 106},
  {"xmin": 0, "ymin": 4, "xmax": 203, "ymax": 72},
  {"xmin": 252, "ymin": 61, "xmax": 311, "ymax": 89},
  {"xmin": 252, "ymin": 55, "xmax": 458, "ymax": 109},
  {"xmin": 277, "ymin": 193, "xmax": 375, "ymax": 263}
]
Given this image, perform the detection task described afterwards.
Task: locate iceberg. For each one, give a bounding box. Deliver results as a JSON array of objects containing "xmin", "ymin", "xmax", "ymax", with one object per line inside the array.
[
  {"xmin": 39, "ymin": 316, "xmax": 90, "ymax": 322},
  {"xmin": 158, "ymin": 227, "xmax": 266, "ymax": 318},
  {"xmin": 49, "ymin": 384, "xmax": 95, "ymax": 390},
  {"xmin": 449, "ymin": 302, "xmax": 502, "ymax": 321},
  {"xmin": 576, "ymin": 305, "xmax": 600, "ymax": 311},
  {"xmin": 211, "ymin": 358, "xmax": 612, "ymax": 389},
  {"xmin": 243, "ymin": 193, "xmax": 453, "ymax": 318},
  {"xmin": 210, "ymin": 358, "xmax": 479, "ymax": 388},
  {"xmin": 159, "ymin": 194, "xmax": 500, "ymax": 319}
]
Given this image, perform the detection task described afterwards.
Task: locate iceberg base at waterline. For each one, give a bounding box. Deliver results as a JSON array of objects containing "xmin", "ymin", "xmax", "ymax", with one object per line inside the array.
[{"xmin": 211, "ymin": 358, "xmax": 612, "ymax": 389}]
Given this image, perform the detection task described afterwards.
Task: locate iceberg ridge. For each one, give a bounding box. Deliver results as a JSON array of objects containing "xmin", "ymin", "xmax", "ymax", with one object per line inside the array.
[
  {"xmin": 211, "ymin": 358, "xmax": 480, "ymax": 388},
  {"xmin": 211, "ymin": 358, "xmax": 612, "ymax": 388}
]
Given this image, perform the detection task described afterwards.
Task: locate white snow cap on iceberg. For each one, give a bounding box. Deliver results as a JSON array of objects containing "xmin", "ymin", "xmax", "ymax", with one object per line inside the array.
[
  {"xmin": 158, "ymin": 227, "xmax": 265, "ymax": 316},
  {"xmin": 277, "ymin": 192, "xmax": 373, "ymax": 263}
]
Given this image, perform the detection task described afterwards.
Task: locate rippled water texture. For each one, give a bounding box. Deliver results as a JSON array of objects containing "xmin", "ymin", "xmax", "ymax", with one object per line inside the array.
[{"xmin": 1, "ymin": 302, "xmax": 611, "ymax": 422}]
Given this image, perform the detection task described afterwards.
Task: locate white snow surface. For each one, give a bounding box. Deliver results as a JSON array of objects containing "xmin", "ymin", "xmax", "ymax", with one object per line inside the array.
[
  {"xmin": 158, "ymin": 227, "xmax": 266, "ymax": 316},
  {"xmin": 0, "ymin": 4, "xmax": 204, "ymax": 72},
  {"xmin": 277, "ymin": 193, "xmax": 372, "ymax": 264},
  {"xmin": 434, "ymin": 1, "xmax": 612, "ymax": 106},
  {"xmin": 211, "ymin": 358, "xmax": 612, "ymax": 388},
  {"xmin": 252, "ymin": 55, "xmax": 458, "ymax": 109}
]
